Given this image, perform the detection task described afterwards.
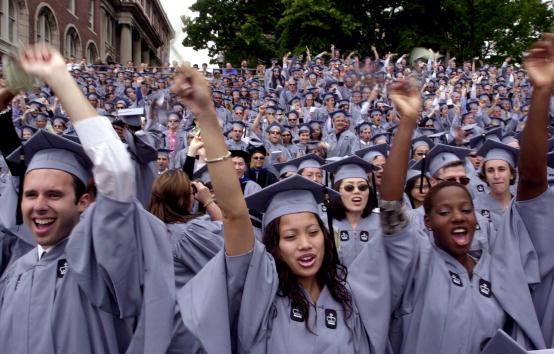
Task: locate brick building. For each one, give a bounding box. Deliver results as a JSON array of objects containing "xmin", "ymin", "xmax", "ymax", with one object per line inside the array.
[{"xmin": 0, "ymin": 0, "xmax": 173, "ymax": 66}]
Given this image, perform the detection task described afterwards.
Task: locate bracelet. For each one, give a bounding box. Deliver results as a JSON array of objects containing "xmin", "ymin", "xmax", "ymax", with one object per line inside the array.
[
  {"xmin": 203, "ymin": 199, "xmax": 215, "ymax": 208},
  {"xmin": 204, "ymin": 151, "xmax": 231, "ymax": 163}
]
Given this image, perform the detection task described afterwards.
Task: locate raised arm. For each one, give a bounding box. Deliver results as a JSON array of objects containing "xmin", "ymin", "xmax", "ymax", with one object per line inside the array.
[
  {"xmin": 171, "ymin": 65, "xmax": 254, "ymax": 256},
  {"xmin": 18, "ymin": 45, "xmax": 133, "ymax": 202},
  {"xmin": 517, "ymin": 34, "xmax": 554, "ymax": 201},
  {"xmin": 381, "ymin": 81, "xmax": 421, "ymax": 201},
  {"xmin": 18, "ymin": 45, "xmax": 97, "ymax": 123}
]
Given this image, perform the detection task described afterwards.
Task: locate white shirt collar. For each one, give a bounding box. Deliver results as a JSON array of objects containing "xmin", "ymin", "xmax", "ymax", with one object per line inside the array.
[{"xmin": 37, "ymin": 245, "xmax": 49, "ymax": 260}]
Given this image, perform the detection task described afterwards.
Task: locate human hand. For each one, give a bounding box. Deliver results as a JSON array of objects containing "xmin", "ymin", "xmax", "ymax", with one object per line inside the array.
[
  {"xmin": 171, "ymin": 64, "xmax": 214, "ymax": 116},
  {"xmin": 389, "ymin": 80, "xmax": 421, "ymax": 119},
  {"xmin": 17, "ymin": 44, "xmax": 67, "ymax": 83},
  {"xmin": 191, "ymin": 181, "xmax": 212, "ymax": 205},
  {"xmin": 524, "ymin": 33, "xmax": 554, "ymax": 90},
  {"xmin": 188, "ymin": 136, "xmax": 204, "ymax": 156}
]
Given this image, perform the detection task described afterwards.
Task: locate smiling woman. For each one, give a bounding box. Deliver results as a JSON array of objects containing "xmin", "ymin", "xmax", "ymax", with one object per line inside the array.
[{"xmin": 378, "ymin": 79, "xmax": 545, "ymax": 354}]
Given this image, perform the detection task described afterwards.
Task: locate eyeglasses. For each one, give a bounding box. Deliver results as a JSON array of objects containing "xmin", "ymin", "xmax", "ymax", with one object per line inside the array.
[
  {"xmin": 468, "ymin": 153, "xmax": 478, "ymax": 158},
  {"xmin": 252, "ymin": 156, "xmax": 265, "ymax": 160},
  {"xmin": 416, "ymin": 152, "xmax": 427, "ymax": 156},
  {"xmin": 269, "ymin": 131, "xmax": 281, "ymax": 135},
  {"xmin": 288, "ymin": 118, "xmax": 297, "ymax": 121},
  {"xmin": 435, "ymin": 176, "xmax": 471, "ymax": 186},
  {"xmin": 342, "ymin": 184, "xmax": 370, "ymax": 192},
  {"xmin": 282, "ymin": 134, "xmax": 291, "ymax": 137}
]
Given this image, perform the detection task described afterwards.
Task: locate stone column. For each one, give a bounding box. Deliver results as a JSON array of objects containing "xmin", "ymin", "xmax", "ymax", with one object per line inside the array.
[
  {"xmin": 120, "ymin": 24, "xmax": 132, "ymax": 64},
  {"xmin": 142, "ymin": 49, "xmax": 150, "ymax": 66},
  {"xmin": 133, "ymin": 37, "xmax": 142, "ymax": 67}
]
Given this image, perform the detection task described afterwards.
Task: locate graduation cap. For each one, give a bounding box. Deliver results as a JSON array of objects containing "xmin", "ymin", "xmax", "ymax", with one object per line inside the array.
[
  {"xmin": 330, "ymin": 110, "xmax": 346, "ymax": 121},
  {"xmin": 291, "ymin": 153, "xmax": 325, "ymax": 171},
  {"xmin": 355, "ymin": 122, "xmax": 372, "ymax": 134},
  {"xmin": 469, "ymin": 127, "xmax": 503, "ymax": 149},
  {"xmin": 411, "ymin": 144, "xmax": 470, "ymax": 177},
  {"xmin": 412, "ymin": 136, "xmax": 435, "ymax": 150},
  {"xmin": 20, "ymin": 125, "xmax": 37, "ymax": 138},
  {"xmin": 245, "ymin": 174, "xmax": 340, "ymax": 228},
  {"xmin": 157, "ymin": 148, "xmax": 173, "ymax": 157},
  {"xmin": 265, "ymin": 122, "xmax": 282, "ymax": 133},
  {"xmin": 273, "ymin": 161, "xmax": 298, "ymax": 177},
  {"xmin": 117, "ymin": 107, "xmax": 145, "ymax": 127},
  {"xmin": 480, "ymin": 329, "xmax": 527, "ymax": 354},
  {"xmin": 321, "ymin": 155, "xmax": 376, "ymax": 183},
  {"xmin": 230, "ymin": 149, "xmax": 251, "ymax": 164},
  {"xmin": 354, "ymin": 143, "xmax": 389, "ymax": 162},
  {"xmin": 371, "ymin": 132, "xmax": 390, "ymax": 145},
  {"xmin": 192, "ymin": 164, "xmax": 211, "ymax": 185},
  {"xmin": 7, "ymin": 130, "xmax": 93, "ymax": 185},
  {"xmin": 322, "ymin": 92, "xmax": 336, "ymax": 101},
  {"xmin": 476, "ymin": 140, "xmax": 519, "ymax": 168},
  {"xmin": 298, "ymin": 123, "xmax": 311, "ymax": 134},
  {"xmin": 501, "ymin": 133, "xmax": 518, "ymax": 146},
  {"xmin": 230, "ymin": 121, "xmax": 247, "ymax": 130}
]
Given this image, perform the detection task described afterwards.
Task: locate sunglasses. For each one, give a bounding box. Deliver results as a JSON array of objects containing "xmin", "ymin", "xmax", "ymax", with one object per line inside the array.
[
  {"xmin": 435, "ymin": 176, "xmax": 471, "ymax": 186},
  {"xmin": 252, "ymin": 156, "xmax": 265, "ymax": 160},
  {"xmin": 468, "ymin": 153, "xmax": 478, "ymax": 158},
  {"xmin": 342, "ymin": 184, "xmax": 370, "ymax": 192}
]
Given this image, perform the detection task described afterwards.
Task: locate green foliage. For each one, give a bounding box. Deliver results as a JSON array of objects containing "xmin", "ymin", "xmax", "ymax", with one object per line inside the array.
[{"xmin": 181, "ymin": 0, "xmax": 554, "ymax": 66}]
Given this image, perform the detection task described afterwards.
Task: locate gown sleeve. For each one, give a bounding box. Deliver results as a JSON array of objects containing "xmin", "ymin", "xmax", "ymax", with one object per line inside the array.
[
  {"xmin": 66, "ymin": 116, "xmax": 175, "ymax": 353},
  {"xmin": 177, "ymin": 241, "xmax": 279, "ymax": 354}
]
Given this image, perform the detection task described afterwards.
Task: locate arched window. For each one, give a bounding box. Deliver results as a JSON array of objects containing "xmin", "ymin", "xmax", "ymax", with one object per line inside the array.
[
  {"xmin": 37, "ymin": 6, "xmax": 55, "ymax": 43},
  {"xmin": 86, "ymin": 42, "xmax": 98, "ymax": 63},
  {"xmin": 64, "ymin": 27, "xmax": 81, "ymax": 59},
  {"xmin": 0, "ymin": 0, "xmax": 17, "ymax": 42}
]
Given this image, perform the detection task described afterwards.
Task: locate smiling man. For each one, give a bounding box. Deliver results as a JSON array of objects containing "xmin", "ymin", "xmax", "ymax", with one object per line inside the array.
[{"xmin": 0, "ymin": 45, "xmax": 174, "ymax": 354}]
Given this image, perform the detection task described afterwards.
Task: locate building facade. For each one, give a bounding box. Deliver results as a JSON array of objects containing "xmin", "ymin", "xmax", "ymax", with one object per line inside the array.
[{"xmin": 0, "ymin": 0, "xmax": 173, "ymax": 66}]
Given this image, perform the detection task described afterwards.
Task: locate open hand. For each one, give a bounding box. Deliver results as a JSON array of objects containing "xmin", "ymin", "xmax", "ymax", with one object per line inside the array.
[
  {"xmin": 18, "ymin": 44, "xmax": 66, "ymax": 82},
  {"xmin": 524, "ymin": 33, "xmax": 554, "ymax": 90}
]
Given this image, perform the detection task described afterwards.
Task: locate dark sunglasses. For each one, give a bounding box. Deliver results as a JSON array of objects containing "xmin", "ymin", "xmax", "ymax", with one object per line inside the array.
[
  {"xmin": 436, "ymin": 176, "xmax": 471, "ymax": 186},
  {"xmin": 252, "ymin": 156, "xmax": 265, "ymax": 160},
  {"xmin": 342, "ymin": 184, "xmax": 370, "ymax": 192}
]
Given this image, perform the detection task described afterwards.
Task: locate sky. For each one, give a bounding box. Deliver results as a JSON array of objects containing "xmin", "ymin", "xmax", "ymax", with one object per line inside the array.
[{"xmin": 159, "ymin": 0, "xmax": 214, "ymax": 67}]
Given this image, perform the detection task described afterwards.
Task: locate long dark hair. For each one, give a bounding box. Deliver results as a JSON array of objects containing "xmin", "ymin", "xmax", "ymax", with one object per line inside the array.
[
  {"xmin": 404, "ymin": 175, "xmax": 431, "ymax": 209},
  {"xmin": 330, "ymin": 180, "xmax": 374, "ymax": 220},
  {"xmin": 262, "ymin": 214, "xmax": 353, "ymax": 333}
]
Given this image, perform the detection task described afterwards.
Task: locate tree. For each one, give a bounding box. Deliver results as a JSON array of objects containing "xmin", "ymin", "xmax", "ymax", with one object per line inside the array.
[{"xmin": 181, "ymin": 0, "xmax": 554, "ymax": 66}]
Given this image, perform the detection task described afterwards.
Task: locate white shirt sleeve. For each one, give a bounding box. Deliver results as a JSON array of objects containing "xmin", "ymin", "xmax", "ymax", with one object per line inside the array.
[{"xmin": 73, "ymin": 116, "xmax": 135, "ymax": 203}]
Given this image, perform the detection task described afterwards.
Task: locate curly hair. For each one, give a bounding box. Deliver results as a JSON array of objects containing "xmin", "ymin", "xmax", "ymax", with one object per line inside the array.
[
  {"xmin": 477, "ymin": 160, "xmax": 517, "ymax": 186},
  {"xmin": 262, "ymin": 214, "xmax": 353, "ymax": 334}
]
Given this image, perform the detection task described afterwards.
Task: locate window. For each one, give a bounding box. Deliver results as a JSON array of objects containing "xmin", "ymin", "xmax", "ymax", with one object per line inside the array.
[
  {"xmin": 86, "ymin": 42, "xmax": 98, "ymax": 63},
  {"xmin": 88, "ymin": 0, "xmax": 94, "ymax": 30},
  {"xmin": 8, "ymin": 0, "xmax": 15, "ymax": 42},
  {"xmin": 37, "ymin": 6, "xmax": 54, "ymax": 43},
  {"xmin": 64, "ymin": 27, "xmax": 81, "ymax": 59}
]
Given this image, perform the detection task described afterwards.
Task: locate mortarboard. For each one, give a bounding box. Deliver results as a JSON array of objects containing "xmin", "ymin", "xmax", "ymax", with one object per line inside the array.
[
  {"xmin": 321, "ymin": 155, "xmax": 376, "ymax": 182},
  {"xmin": 117, "ymin": 107, "xmax": 145, "ymax": 127},
  {"xmin": 355, "ymin": 144, "xmax": 389, "ymax": 162},
  {"xmin": 245, "ymin": 174, "xmax": 339, "ymax": 228},
  {"xmin": 476, "ymin": 140, "xmax": 519, "ymax": 168},
  {"xmin": 412, "ymin": 144, "xmax": 470, "ymax": 177},
  {"xmin": 7, "ymin": 130, "xmax": 92, "ymax": 185}
]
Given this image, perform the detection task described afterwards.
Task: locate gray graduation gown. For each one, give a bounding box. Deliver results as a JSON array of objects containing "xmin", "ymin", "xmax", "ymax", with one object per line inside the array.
[
  {"xmin": 474, "ymin": 193, "xmax": 511, "ymax": 232},
  {"xmin": 176, "ymin": 236, "xmax": 391, "ymax": 354},
  {"xmin": 167, "ymin": 215, "xmax": 224, "ymax": 289},
  {"xmin": 514, "ymin": 189, "xmax": 554, "ymax": 347},
  {"xmin": 0, "ymin": 194, "xmax": 175, "ymax": 354},
  {"xmin": 332, "ymin": 212, "xmax": 381, "ymax": 267},
  {"xmin": 386, "ymin": 206, "xmax": 544, "ymax": 354}
]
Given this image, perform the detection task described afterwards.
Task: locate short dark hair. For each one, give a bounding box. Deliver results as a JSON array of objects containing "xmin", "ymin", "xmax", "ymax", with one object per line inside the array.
[
  {"xmin": 423, "ymin": 181, "xmax": 473, "ymax": 215},
  {"xmin": 71, "ymin": 174, "xmax": 87, "ymax": 204}
]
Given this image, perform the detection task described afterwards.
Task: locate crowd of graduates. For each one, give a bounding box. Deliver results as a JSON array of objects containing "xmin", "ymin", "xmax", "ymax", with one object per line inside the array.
[{"xmin": 0, "ymin": 34, "xmax": 554, "ymax": 353}]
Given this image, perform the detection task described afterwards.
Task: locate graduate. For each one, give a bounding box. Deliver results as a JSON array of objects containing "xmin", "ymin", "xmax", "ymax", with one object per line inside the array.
[
  {"xmin": 511, "ymin": 33, "xmax": 554, "ymax": 349},
  {"xmin": 321, "ymin": 156, "xmax": 382, "ymax": 267},
  {"xmin": 0, "ymin": 45, "xmax": 174, "ymax": 353},
  {"xmin": 473, "ymin": 140, "xmax": 519, "ymax": 231},
  {"xmin": 378, "ymin": 79, "xmax": 544, "ymax": 354},
  {"xmin": 148, "ymin": 169, "xmax": 223, "ymax": 289},
  {"xmin": 170, "ymin": 65, "xmax": 391, "ymax": 354}
]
